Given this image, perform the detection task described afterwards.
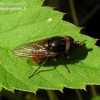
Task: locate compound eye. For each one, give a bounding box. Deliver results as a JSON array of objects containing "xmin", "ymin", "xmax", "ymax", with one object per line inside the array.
[
  {"xmin": 65, "ymin": 36, "xmax": 74, "ymax": 53},
  {"xmin": 66, "ymin": 36, "xmax": 74, "ymax": 42}
]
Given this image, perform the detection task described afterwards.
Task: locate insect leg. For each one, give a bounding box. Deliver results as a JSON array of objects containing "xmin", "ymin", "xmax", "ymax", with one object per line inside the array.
[
  {"xmin": 29, "ymin": 57, "xmax": 51, "ymax": 78},
  {"xmin": 53, "ymin": 57, "xmax": 70, "ymax": 73}
]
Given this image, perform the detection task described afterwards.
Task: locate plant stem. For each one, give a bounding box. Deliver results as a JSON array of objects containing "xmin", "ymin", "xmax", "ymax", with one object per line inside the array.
[
  {"xmin": 69, "ymin": 0, "xmax": 79, "ymax": 26},
  {"xmin": 47, "ymin": 90, "xmax": 59, "ymax": 100},
  {"xmin": 75, "ymin": 89, "xmax": 83, "ymax": 100},
  {"xmin": 80, "ymin": 4, "xmax": 100, "ymax": 26},
  {"xmin": 90, "ymin": 85, "xmax": 97, "ymax": 97}
]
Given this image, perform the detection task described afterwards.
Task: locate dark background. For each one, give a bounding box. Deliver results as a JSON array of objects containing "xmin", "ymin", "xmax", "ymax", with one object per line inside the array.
[
  {"xmin": 1, "ymin": 0, "xmax": 100, "ymax": 100},
  {"xmin": 44, "ymin": 0, "xmax": 100, "ymax": 45}
]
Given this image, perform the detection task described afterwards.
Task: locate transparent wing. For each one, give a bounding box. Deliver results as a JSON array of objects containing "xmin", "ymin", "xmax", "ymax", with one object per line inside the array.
[{"xmin": 13, "ymin": 40, "xmax": 56, "ymax": 57}]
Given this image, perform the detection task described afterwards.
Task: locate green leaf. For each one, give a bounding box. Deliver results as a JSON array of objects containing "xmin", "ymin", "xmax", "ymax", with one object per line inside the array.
[{"xmin": 0, "ymin": 0, "xmax": 100, "ymax": 93}]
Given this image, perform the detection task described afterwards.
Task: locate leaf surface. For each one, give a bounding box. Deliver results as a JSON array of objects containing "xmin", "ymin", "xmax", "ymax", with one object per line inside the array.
[{"xmin": 0, "ymin": 0, "xmax": 100, "ymax": 92}]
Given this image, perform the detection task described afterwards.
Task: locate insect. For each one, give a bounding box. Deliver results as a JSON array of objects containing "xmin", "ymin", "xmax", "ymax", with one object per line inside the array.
[{"xmin": 14, "ymin": 36, "xmax": 85, "ymax": 78}]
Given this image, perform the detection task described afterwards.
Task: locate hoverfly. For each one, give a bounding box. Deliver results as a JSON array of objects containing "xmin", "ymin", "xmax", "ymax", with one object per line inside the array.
[{"xmin": 14, "ymin": 36, "xmax": 85, "ymax": 78}]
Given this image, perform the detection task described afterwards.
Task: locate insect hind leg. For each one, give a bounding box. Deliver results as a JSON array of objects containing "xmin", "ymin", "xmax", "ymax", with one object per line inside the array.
[
  {"xmin": 29, "ymin": 57, "xmax": 51, "ymax": 78},
  {"xmin": 53, "ymin": 57, "xmax": 70, "ymax": 73}
]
